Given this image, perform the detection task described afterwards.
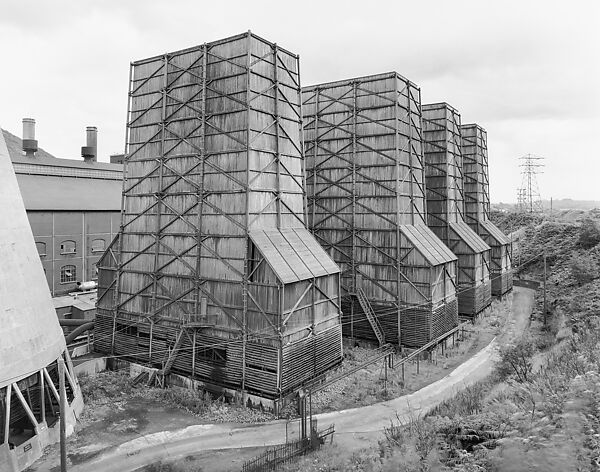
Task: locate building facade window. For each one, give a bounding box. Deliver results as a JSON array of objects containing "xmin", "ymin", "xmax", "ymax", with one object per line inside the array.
[
  {"xmin": 60, "ymin": 240, "xmax": 76, "ymax": 255},
  {"xmin": 91, "ymin": 238, "xmax": 106, "ymax": 253},
  {"xmin": 36, "ymin": 241, "xmax": 47, "ymax": 256},
  {"xmin": 60, "ymin": 265, "xmax": 77, "ymax": 284}
]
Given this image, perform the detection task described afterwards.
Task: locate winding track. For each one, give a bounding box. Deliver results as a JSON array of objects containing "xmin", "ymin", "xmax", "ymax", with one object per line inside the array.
[{"xmin": 72, "ymin": 286, "xmax": 535, "ymax": 472}]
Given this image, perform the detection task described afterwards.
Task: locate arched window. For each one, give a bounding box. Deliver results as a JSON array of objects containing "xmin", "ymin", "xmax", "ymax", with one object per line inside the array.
[
  {"xmin": 36, "ymin": 241, "xmax": 47, "ymax": 256},
  {"xmin": 60, "ymin": 240, "xmax": 76, "ymax": 255},
  {"xmin": 91, "ymin": 238, "xmax": 106, "ymax": 253},
  {"xmin": 60, "ymin": 265, "xmax": 77, "ymax": 284}
]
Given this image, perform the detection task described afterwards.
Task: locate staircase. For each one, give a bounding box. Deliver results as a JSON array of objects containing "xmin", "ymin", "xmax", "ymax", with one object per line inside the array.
[
  {"xmin": 356, "ymin": 288, "xmax": 386, "ymax": 346},
  {"xmin": 162, "ymin": 328, "xmax": 185, "ymax": 375}
]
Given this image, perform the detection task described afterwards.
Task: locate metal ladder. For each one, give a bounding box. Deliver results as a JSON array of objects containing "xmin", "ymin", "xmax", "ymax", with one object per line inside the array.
[{"xmin": 356, "ymin": 288, "xmax": 386, "ymax": 346}]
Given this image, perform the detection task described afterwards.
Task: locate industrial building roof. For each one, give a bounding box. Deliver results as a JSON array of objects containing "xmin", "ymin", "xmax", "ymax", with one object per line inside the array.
[
  {"xmin": 2, "ymin": 128, "xmax": 123, "ymax": 211},
  {"xmin": 450, "ymin": 221, "xmax": 491, "ymax": 253},
  {"xmin": 401, "ymin": 224, "xmax": 457, "ymax": 266},
  {"xmin": 249, "ymin": 227, "xmax": 340, "ymax": 284},
  {"xmin": 480, "ymin": 219, "xmax": 511, "ymax": 245},
  {"xmin": 16, "ymin": 173, "xmax": 122, "ymax": 211}
]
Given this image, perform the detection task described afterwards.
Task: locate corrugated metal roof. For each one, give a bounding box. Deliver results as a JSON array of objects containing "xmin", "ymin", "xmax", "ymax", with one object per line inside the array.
[
  {"xmin": 401, "ymin": 224, "xmax": 457, "ymax": 266},
  {"xmin": 16, "ymin": 173, "xmax": 122, "ymax": 211},
  {"xmin": 450, "ymin": 221, "xmax": 491, "ymax": 253},
  {"xmin": 480, "ymin": 219, "xmax": 510, "ymax": 245},
  {"xmin": 249, "ymin": 227, "xmax": 340, "ymax": 284}
]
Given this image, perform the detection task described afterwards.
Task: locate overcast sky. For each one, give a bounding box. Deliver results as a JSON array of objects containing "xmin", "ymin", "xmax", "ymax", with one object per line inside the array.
[{"xmin": 1, "ymin": 0, "xmax": 598, "ymax": 203}]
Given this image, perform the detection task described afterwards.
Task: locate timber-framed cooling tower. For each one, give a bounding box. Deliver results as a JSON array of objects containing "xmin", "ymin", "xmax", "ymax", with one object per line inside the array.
[
  {"xmin": 95, "ymin": 32, "xmax": 343, "ymax": 405},
  {"xmin": 422, "ymin": 103, "xmax": 492, "ymax": 317},
  {"xmin": 303, "ymin": 72, "xmax": 458, "ymax": 348},
  {"xmin": 460, "ymin": 124, "xmax": 513, "ymax": 296},
  {"xmin": 0, "ymin": 131, "xmax": 83, "ymax": 472}
]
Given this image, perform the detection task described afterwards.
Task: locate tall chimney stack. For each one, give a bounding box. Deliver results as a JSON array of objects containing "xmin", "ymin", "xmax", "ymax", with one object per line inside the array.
[
  {"xmin": 81, "ymin": 126, "xmax": 97, "ymax": 162},
  {"xmin": 22, "ymin": 118, "xmax": 38, "ymax": 157}
]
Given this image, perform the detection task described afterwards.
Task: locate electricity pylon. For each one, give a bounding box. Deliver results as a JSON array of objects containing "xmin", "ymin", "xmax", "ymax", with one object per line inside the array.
[{"xmin": 517, "ymin": 154, "xmax": 544, "ymax": 212}]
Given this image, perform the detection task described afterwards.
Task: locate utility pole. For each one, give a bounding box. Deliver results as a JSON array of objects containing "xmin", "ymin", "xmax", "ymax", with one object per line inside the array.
[
  {"xmin": 543, "ymin": 253, "xmax": 547, "ymax": 327},
  {"xmin": 58, "ymin": 357, "xmax": 67, "ymax": 472}
]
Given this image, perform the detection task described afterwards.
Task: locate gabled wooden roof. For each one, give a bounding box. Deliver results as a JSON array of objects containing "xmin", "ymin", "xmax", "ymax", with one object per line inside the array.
[
  {"xmin": 401, "ymin": 224, "xmax": 457, "ymax": 266},
  {"xmin": 249, "ymin": 227, "xmax": 340, "ymax": 284},
  {"xmin": 480, "ymin": 219, "xmax": 511, "ymax": 245},
  {"xmin": 450, "ymin": 221, "xmax": 491, "ymax": 253}
]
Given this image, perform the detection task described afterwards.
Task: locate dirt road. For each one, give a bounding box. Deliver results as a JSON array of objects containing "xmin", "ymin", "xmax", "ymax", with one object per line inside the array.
[{"xmin": 66, "ymin": 286, "xmax": 534, "ymax": 472}]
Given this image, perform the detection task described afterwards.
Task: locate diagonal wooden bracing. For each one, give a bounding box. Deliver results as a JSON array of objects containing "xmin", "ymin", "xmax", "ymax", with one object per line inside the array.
[
  {"xmin": 96, "ymin": 32, "xmax": 342, "ymax": 401},
  {"xmin": 303, "ymin": 73, "xmax": 458, "ymax": 347},
  {"xmin": 460, "ymin": 124, "xmax": 513, "ymax": 296},
  {"xmin": 422, "ymin": 104, "xmax": 493, "ymax": 316}
]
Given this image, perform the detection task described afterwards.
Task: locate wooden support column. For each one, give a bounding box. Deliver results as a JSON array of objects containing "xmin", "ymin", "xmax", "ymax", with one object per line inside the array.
[{"xmin": 3, "ymin": 384, "xmax": 11, "ymax": 445}]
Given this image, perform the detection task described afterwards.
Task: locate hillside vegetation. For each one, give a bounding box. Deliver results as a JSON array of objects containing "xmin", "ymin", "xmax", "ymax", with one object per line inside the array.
[{"xmin": 284, "ymin": 211, "xmax": 600, "ymax": 472}]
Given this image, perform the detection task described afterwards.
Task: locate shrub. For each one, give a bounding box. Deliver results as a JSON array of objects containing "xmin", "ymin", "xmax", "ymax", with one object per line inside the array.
[
  {"xmin": 570, "ymin": 254, "xmax": 599, "ymax": 285},
  {"xmin": 578, "ymin": 219, "xmax": 600, "ymax": 249},
  {"xmin": 496, "ymin": 338, "xmax": 535, "ymax": 383}
]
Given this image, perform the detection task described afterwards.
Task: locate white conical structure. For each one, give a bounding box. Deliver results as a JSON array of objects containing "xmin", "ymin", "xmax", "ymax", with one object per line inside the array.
[{"xmin": 0, "ymin": 129, "xmax": 83, "ymax": 471}]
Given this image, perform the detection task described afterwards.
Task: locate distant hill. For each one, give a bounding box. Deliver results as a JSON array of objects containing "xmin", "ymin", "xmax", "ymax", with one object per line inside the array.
[{"xmin": 492, "ymin": 199, "xmax": 600, "ymax": 212}]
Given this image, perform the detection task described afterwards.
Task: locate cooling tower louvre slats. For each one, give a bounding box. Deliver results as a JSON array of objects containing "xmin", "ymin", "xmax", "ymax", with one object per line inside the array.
[
  {"xmin": 249, "ymin": 228, "xmax": 339, "ymax": 284},
  {"xmin": 449, "ymin": 221, "xmax": 491, "ymax": 253}
]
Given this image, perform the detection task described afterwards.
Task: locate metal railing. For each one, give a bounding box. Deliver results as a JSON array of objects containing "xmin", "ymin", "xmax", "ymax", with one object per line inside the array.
[{"xmin": 242, "ymin": 424, "xmax": 335, "ymax": 472}]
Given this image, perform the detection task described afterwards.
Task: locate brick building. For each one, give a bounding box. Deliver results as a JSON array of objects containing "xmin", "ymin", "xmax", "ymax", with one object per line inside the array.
[{"xmin": 2, "ymin": 127, "xmax": 123, "ymax": 295}]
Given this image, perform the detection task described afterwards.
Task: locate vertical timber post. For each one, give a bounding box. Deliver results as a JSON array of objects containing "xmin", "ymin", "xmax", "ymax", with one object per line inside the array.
[
  {"xmin": 543, "ymin": 253, "xmax": 547, "ymax": 327},
  {"xmin": 59, "ymin": 358, "xmax": 67, "ymax": 472},
  {"xmin": 241, "ymin": 30, "xmax": 252, "ymax": 402}
]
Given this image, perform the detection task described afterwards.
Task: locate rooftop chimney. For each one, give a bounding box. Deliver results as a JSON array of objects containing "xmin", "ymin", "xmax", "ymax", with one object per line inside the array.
[
  {"xmin": 22, "ymin": 118, "xmax": 38, "ymax": 157},
  {"xmin": 81, "ymin": 126, "xmax": 97, "ymax": 162}
]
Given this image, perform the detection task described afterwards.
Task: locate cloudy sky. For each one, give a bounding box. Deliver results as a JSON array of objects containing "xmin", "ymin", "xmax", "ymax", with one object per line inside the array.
[{"xmin": 1, "ymin": 0, "xmax": 598, "ymax": 203}]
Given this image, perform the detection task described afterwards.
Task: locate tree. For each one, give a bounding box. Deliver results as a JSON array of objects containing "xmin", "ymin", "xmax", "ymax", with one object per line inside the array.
[
  {"xmin": 497, "ymin": 338, "xmax": 535, "ymax": 383},
  {"xmin": 578, "ymin": 218, "xmax": 600, "ymax": 249}
]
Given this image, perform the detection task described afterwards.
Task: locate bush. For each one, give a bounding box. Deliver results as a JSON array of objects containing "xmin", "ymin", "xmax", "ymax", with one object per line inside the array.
[
  {"xmin": 78, "ymin": 370, "xmax": 133, "ymax": 402},
  {"xmin": 496, "ymin": 338, "xmax": 535, "ymax": 383},
  {"xmin": 578, "ymin": 219, "xmax": 600, "ymax": 249},
  {"xmin": 570, "ymin": 254, "xmax": 599, "ymax": 285}
]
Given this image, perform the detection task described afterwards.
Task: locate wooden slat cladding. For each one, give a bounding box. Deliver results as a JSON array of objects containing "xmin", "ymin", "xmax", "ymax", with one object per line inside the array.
[
  {"xmin": 460, "ymin": 124, "xmax": 490, "ymax": 225},
  {"xmin": 303, "ymin": 73, "xmax": 458, "ymax": 347},
  {"xmin": 460, "ymin": 124, "xmax": 513, "ymax": 296},
  {"xmin": 422, "ymin": 103, "xmax": 492, "ymax": 317},
  {"xmin": 281, "ymin": 324, "xmax": 342, "ymax": 393},
  {"xmin": 95, "ymin": 32, "xmax": 343, "ymax": 400}
]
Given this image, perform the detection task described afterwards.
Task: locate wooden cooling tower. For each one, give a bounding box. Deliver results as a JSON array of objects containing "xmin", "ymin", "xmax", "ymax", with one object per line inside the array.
[
  {"xmin": 95, "ymin": 32, "xmax": 343, "ymax": 406},
  {"xmin": 303, "ymin": 73, "xmax": 458, "ymax": 348},
  {"xmin": 460, "ymin": 124, "xmax": 513, "ymax": 296},
  {"xmin": 422, "ymin": 103, "xmax": 492, "ymax": 317}
]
